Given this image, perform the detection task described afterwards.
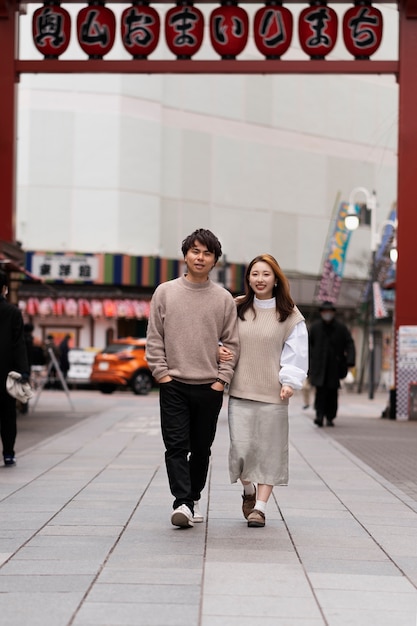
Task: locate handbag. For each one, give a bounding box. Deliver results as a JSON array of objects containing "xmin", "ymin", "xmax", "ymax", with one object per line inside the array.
[{"xmin": 6, "ymin": 371, "xmax": 33, "ymax": 404}]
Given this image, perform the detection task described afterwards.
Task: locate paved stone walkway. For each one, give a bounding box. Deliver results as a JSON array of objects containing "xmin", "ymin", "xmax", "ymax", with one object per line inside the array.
[{"xmin": 0, "ymin": 388, "xmax": 415, "ymax": 626}]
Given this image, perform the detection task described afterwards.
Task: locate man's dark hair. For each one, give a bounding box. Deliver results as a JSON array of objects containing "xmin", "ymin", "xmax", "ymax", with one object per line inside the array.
[
  {"xmin": 181, "ymin": 229, "xmax": 223, "ymax": 263},
  {"xmin": 0, "ymin": 269, "xmax": 8, "ymax": 289}
]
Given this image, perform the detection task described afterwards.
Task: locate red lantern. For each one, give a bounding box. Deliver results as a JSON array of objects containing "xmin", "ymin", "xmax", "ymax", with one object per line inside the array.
[
  {"xmin": 254, "ymin": 2, "xmax": 293, "ymax": 59},
  {"xmin": 343, "ymin": 2, "xmax": 383, "ymax": 59},
  {"xmin": 210, "ymin": 2, "xmax": 249, "ymax": 59},
  {"xmin": 165, "ymin": 3, "xmax": 204, "ymax": 59},
  {"xmin": 298, "ymin": 2, "xmax": 338, "ymax": 59},
  {"xmin": 77, "ymin": 2, "xmax": 116, "ymax": 59},
  {"xmin": 103, "ymin": 299, "xmax": 117, "ymax": 317},
  {"xmin": 32, "ymin": 3, "xmax": 71, "ymax": 59},
  {"xmin": 121, "ymin": 2, "xmax": 160, "ymax": 59}
]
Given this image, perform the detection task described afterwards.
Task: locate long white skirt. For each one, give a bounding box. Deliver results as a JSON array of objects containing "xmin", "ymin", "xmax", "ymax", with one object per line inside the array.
[{"xmin": 228, "ymin": 396, "xmax": 289, "ymax": 486}]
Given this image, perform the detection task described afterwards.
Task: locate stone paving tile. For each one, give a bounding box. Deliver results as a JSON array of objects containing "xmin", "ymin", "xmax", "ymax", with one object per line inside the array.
[
  {"xmin": 98, "ymin": 567, "xmax": 204, "ymax": 585},
  {"xmin": 88, "ymin": 582, "xmax": 201, "ymax": 604},
  {"xmin": 39, "ymin": 524, "xmax": 124, "ymax": 536},
  {"xmin": 203, "ymin": 562, "xmax": 311, "ymax": 596},
  {"xmin": 0, "ymin": 591, "xmax": 85, "ymax": 626},
  {"xmin": 316, "ymin": 588, "xmax": 417, "ymax": 611},
  {"xmin": 0, "ymin": 573, "xmax": 94, "ymax": 592},
  {"xmin": 72, "ymin": 601, "xmax": 200, "ymax": 626},
  {"xmin": 2, "ymin": 559, "xmax": 102, "ymax": 575},
  {"xmin": 202, "ymin": 593, "xmax": 321, "ymax": 619},
  {"xmin": 301, "ymin": 558, "xmax": 401, "ymax": 576},
  {"xmin": 309, "ymin": 572, "xmax": 411, "ymax": 590},
  {"xmin": 322, "ymin": 608, "xmax": 416, "ymax": 626}
]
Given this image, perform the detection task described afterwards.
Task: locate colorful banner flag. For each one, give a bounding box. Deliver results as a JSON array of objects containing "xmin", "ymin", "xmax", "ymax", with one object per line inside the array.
[{"xmin": 317, "ymin": 202, "xmax": 357, "ymax": 303}]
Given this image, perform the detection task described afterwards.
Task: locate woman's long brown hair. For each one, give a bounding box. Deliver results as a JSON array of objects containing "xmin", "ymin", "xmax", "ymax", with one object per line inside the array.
[{"xmin": 237, "ymin": 254, "xmax": 295, "ymax": 322}]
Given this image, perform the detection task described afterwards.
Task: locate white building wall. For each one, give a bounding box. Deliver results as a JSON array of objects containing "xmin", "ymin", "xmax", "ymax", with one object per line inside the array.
[{"xmin": 16, "ymin": 3, "xmax": 399, "ymax": 279}]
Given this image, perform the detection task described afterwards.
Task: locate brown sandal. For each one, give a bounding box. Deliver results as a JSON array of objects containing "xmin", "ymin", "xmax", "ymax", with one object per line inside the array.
[
  {"xmin": 247, "ymin": 509, "xmax": 265, "ymax": 527},
  {"xmin": 241, "ymin": 485, "xmax": 256, "ymax": 519}
]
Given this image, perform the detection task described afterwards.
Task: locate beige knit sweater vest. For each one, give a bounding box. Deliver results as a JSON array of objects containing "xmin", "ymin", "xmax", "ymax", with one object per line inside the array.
[{"xmin": 229, "ymin": 305, "xmax": 304, "ymax": 405}]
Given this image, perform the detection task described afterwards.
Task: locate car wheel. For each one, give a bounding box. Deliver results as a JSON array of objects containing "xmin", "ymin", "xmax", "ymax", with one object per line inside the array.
[
  {"xmin": 131, "ymin": 372, "xmax": 152, "ymax": 395},
  {"xmin": 98, "ymin": 384, "xmax": 116, "ymax": 394}
]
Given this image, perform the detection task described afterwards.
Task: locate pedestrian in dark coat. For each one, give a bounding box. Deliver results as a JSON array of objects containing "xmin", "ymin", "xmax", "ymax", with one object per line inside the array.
[
  {"xmin": 0, "ymin": 270, "xmax": 30, "ymax": 465},
  {"xmin": 58, "ymin": 334, "xmax": 71, "ymax": 380},
  {"xmin": 309, "ymin": 301, "xmax": 355, "ymax": 427}
]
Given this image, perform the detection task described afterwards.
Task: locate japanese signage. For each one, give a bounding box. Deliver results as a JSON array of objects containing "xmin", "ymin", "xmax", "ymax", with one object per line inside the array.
[
  {"xmin": 31, "ymin": 2, "xmax": 384, "ymax": 61},
  {"xmin": 31, "ymin": 254, "xmax": 99, "ymax": 282},
  {"xmin": 398, "ymin": 326, "xmax": 417, "ymax": 368}
]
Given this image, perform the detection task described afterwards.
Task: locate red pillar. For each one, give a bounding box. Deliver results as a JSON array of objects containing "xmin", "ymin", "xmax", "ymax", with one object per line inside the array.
[
  {"xmin": 396, "ymin": 3, "xmax": 417, "ymax": 330},
  {"xmin": 395, "ymin": 0, "xmax": 417, "ymax": 417},
  {"xmin": 0, "ymin": 1, "xmax": 18, "ymax": 243}
]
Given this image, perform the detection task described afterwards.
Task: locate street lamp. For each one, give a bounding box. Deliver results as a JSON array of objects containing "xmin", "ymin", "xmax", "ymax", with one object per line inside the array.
[{"xmin": 345, "ymin": 188, "xmax": 397, "ymax": 399}]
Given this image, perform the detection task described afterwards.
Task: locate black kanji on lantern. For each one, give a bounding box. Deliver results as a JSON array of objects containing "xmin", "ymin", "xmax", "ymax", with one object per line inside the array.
[
  {"xmin": 254, "ymin": 4, "xmax": 293, "ymax": 59},
  {"xmin": 121, "ymin": 4, "xmax": 160, "ymax": 58},
  {"xmin": 210, "ymin": 3, "xmax": 249, "ymax": 59},
  {"xmin": 32, "ymin": 4, "xmax": 71, "ymax": 58},
  {"xmin": 298, "ymin": 3, "xmax": 338, "ymax": 59},
  {"xmin": 165, "ymin": 4, "xmax": 204, "ymax": 59},
  {"xmin": 77, "ymin": 3, "xmax": 116, "ymax": 59},
  {"xmin": 343, "ymin": 3, "xmax": 383, "ymax": 59}
]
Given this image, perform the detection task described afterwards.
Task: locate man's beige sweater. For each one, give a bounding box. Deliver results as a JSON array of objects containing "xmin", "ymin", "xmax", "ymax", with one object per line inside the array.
[{"xmin": 146, "ymin": 275, "xmax": 240, "ymax": 385}]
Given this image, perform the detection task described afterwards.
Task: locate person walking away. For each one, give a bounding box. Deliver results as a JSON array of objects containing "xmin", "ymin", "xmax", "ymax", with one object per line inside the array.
[
  {"xmin": 58, "ymin": 334, "xmax": 71, "ymax": 382},
  {"xmin": 0, "ymin": 270, "xmax": 31, "ymax": 466},
  {"xmin": 146, "ymin": 228, "xmax": 240, "ymax": 528},
  {"xmin": 309, "ymin": 301, "xmax": 356, "ymax": 427},
  {"xmin": 220, "ymin": 254, "xmax": 308, "ymax": 528}
]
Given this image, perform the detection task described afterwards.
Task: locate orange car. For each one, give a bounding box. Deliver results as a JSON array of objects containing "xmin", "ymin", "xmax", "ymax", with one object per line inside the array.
[{"xmin": 90, "ymin": 337, "xmax": 154, "ymax": 395}]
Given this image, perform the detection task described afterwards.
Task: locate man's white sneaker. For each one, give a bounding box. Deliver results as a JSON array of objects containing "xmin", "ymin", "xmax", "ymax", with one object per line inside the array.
[
  {"xmin": 193, "ymin": 501, "xmax": 204, "ymax": 523},
  {"xmin": 171, "ymin": 504, "xmax": 194, "ymax": 528}
]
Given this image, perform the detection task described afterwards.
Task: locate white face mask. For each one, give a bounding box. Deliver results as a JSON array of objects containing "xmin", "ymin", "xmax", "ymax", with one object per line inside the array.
[{"xmin": 321, "ymin": 312, "xmax": 335, "ymax": 322}]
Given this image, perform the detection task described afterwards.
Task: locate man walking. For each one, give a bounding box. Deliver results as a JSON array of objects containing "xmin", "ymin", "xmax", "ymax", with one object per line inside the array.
[
  {"xmin": 0, "ymin": 270, "xmax": 30, "ymax": 465},
  {"xmin": 309, "ymin": 301, "xmax": 355, "ymax": 427},
  {"xmin": 146, "ymin": 229, "xmax": 239, "ymax": 528}
]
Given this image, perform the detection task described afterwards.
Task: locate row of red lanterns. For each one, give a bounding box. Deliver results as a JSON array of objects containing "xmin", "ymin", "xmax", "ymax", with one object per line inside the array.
[
  {"xmin": 32, "ymin": 1, "xmax": 383, "ymax": 61},
  {"xmin": 21, "ymin": 297, "xmax": 151, "ymax": 318}
]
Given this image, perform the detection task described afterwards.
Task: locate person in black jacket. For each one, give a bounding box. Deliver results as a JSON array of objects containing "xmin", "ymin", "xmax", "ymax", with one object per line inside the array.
[
  {"xmin": 58, "ymin": 334, "xmax": 71, "ymax": 381},
  {"xmin": 0, "ymin": 270, "xmax": 30, "ymax": 465},
  {"xmin": 309, "ymin": 301, "xmax": 356, "ymax": 427}
]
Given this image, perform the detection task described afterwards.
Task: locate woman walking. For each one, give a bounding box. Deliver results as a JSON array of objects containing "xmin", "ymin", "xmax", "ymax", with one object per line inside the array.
[{"xmin": 221, "ymin": 254, "xmax": 308, "ymax": 527}]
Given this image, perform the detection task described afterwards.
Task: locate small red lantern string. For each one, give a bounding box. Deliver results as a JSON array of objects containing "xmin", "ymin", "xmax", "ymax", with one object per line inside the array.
[{"xmin": 31, "ymin": 2, "xmax": 385, "ymax": 62}]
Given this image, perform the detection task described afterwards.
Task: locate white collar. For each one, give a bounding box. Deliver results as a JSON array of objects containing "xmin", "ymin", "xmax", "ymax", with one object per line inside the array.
[{"xmin": 254, "ymin": 296, "xmax": 275, "ymax": 309}]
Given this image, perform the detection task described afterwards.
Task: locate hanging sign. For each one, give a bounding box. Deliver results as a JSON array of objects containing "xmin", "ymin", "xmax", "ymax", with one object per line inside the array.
[
  {"xmin": 210, "ymin": 3, "xmax": 249, "ymax": 59},
  {"xmin": 165, "ymin": 3, "xmax": 204, "ymax": 59},
  {"xmin": 298, "ymin": 2, "xmax": 338, "ymax": 59},
  {"xmin": 343, "ymin": 3, "xmax": 383, "ymax": 59},
  {"xmin": 32, "ymin": 3, "xmax": 71, "ymax": 58},
  {"xmin": 31, "ymin": 254, "xmax": 100, "ymax": 282},
  {"xmin": 254, "ymin": 3, "xmax": 293, "ymax": 59},
  {"xmin": 121, "ymin": 3, "xmax": 160, "ymax": 58},
  {"xmin": 77, "ymin": 2, "xmax": 116, "ymax": 59}
]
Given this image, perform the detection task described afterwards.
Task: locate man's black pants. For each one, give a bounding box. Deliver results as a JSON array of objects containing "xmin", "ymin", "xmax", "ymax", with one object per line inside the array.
[
  {"xmin": 0, "ymin": 389, "xmax": 17, "ymax": 457},
  {"xmin": 159, "ymin": 380, "xmax": 224, "ymax": 511},
  {"xmin": 314, "ymin": 386, "xmax": 338, "ymax": 422}
]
